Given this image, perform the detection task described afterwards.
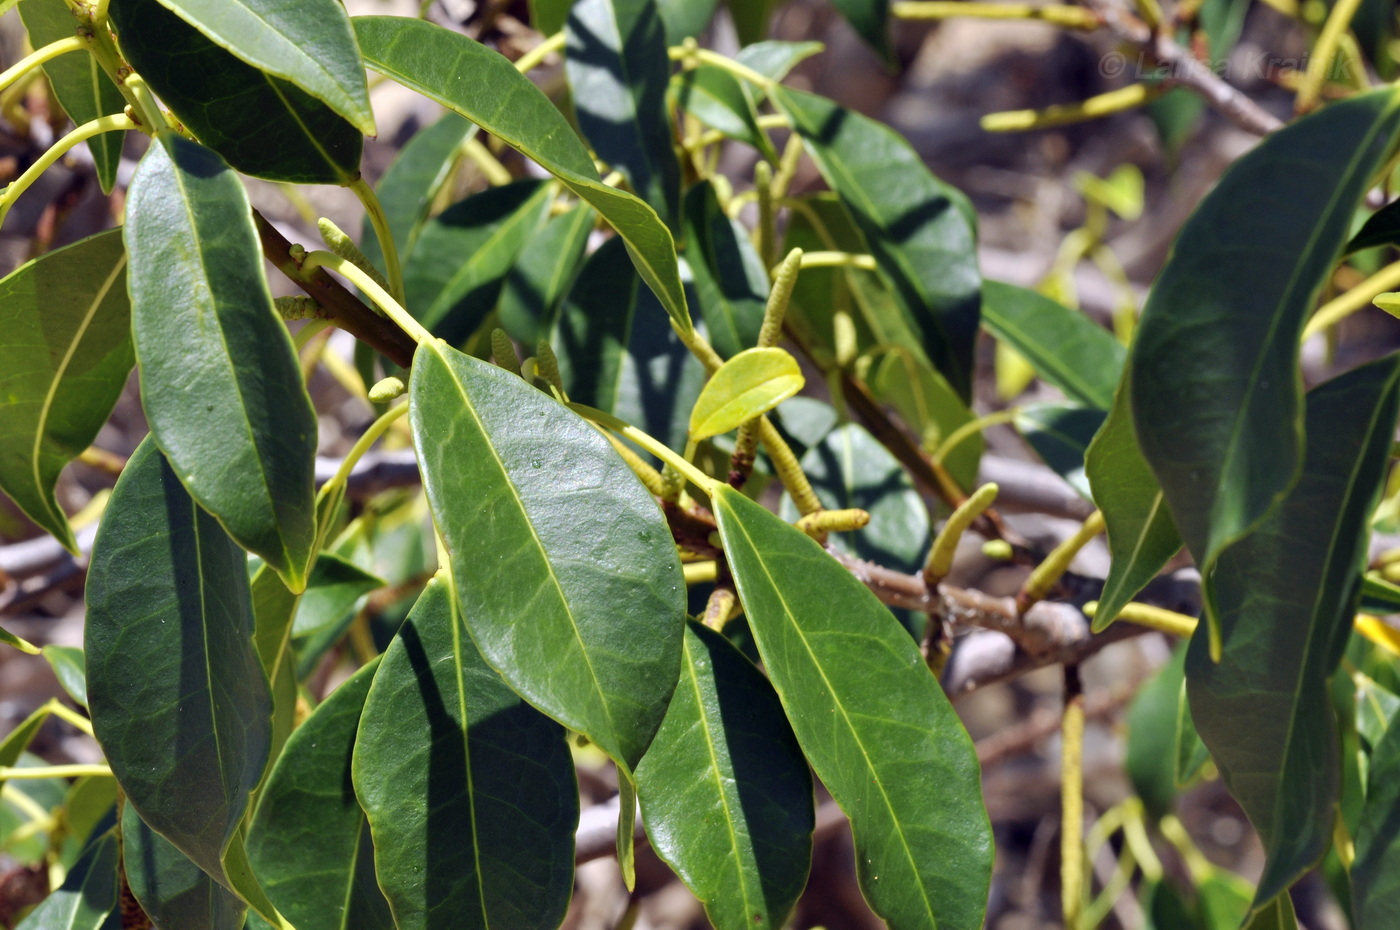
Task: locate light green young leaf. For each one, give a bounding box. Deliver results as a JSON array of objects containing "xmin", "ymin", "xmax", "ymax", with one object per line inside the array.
[
  {"xmin": 86, "ymin": 438, "xmax": 272, "ymax": 887},
  {"xmin": 0, "ymin": 229, "xmax": 131, "ymax": 553},
  {"xmin": 410, "ymin": 342, "xmax": 685, "ymax": 776},
  {"xmin": 125, "ymin": 134, "xmax": 318, "ymax": 591},
  {"xmin": 715, "ymin": 485, "xmax": 992, "ymax": 929},
  {"xmin": 352, "ymin": 579, "xmax": 576, "ymax": 930},
  {"xmin": 690, "ymin": 348, "xmax": 803, "ymax": 440},
  {"xmin": 636, "ymin": 621, "xmax": 814, "ymax": 930},
  {"xmin": 354, "ymin": 16, "xmax": 692, "ymax": 334},
  {"xmin": 1132, "ymin": 87, "xmax": 1400, "ymax": 653},
  {"xmin": 1186, "ymin": 356, "xmax": 1400, "ymax": 915}
]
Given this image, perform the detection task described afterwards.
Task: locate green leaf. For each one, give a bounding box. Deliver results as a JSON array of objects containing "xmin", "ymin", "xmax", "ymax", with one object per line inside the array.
[
  {"xmin": 867, "ymin": 349, "xmax": 980, "ymax": 492},
  {"xmin": 360, "ymin": 111, "xmax": 477, "ymax": 281},
  {"xmin": 829, "ymin": 0, "xmax": 892, "ymax": 62},
  {"xmin": 125, "ymin": 134, "xmax": 318, "ymax": 590},
  {"xmin": 566, "ymin": 0, "xmax": 682, "ymax": 230},
  {"xmin": 410, "ymin": 342, "xmax": 685, "ymax": 775},
  {"xmin": 1131, "ymin": 87, "xmax": 1400, "ymax": 651},
  {"xmin": 1141, "ymin": 878, "xmax": 1198, "ymax": 930},
  {"xmin": 1243, "ymin": 895, "xmax": 1299, "ymax": 930},
  {"xmin": 635, "ymin": 621, "xmax": 814, "ymax": 930},
  {"xmin": 109, "ymin": 0, "xmax": 362, "ymax": 184},
  {"xmin": 771, "ymin": 86, "xmax": 980, "ymax": 400},
  {"xmin": 1015, "ymin": 403, "xmax": 1104, "ymax": 501},
  {"xmin": 554, "ymin": 236, "xmax": 706, "ymax": 452},
  {"xmin": 981, "ymin": 281, "xmax": 1124, "ymax": 410},
  {"xmin": 497, "ymin": 204, "xmax": 596, "ymax": 345},
  {"xmin": 655, "ymin": 0, "xmax": 719, "ymax": 42},
  {"xmin": 1354, "ymin": 696, "xmax": 1400, "ymax": 927},
  {"xmin": 1174, "ymin": 674, "xmax": 1209, "ymax": 786},
  {"xmin": 0, "ymin": 625, "xmax": 39, "ymax": 655},
  {"xmin": 0, "ymin": 707, "xmax": 49, "ymax": 770},
  {"xmin": 1360, "ymin": 574, "xmax": 1400, "ymax": 613},
  {"xmin": 1355, "ymin": 672, "xmax": 1400, "ymax": 752},
  {"xmin": 1185, "ymin": 356, "xmax": 1400, "ymax": 912},
  {"xmin": 247, "ymin": 659, "xmax": 392, "ymax": 930},
  {"xmin": 355, "ymin": 15, "xmax": 692, "ymax": 334},
  {"xmin": 123, "ymin": 805, "xmax": 247, "ymax": 930},
  {"xmin": 0, "ymin": 229, "xmax": 131, "ymax": 553},
  {"xmin": 290, "ymin": 554, "xmax": 384, "ymax": 638},
  {"xmin": 249, "ymin": 564, "xmax": 299, "ymax": 766},
  {"xmin": 530, "ymin": 0, "xmax": 573, "ymax": 34},
  {"xmin": 352, "ymin": 578, "xmax": 576, "ymax": 930},
  {"xmin": 1348, "ymin": 198, "xmax": 1400, "ymax": 254},
  {"xmin": 19, "ymin": 0, "xmax": 125, "ymax": 192},
  {"xmin": 402, "ymin": 180, "xmax": 555, "ymax": 345},
  {"xmin": 41, "ymin": 645, "xmax": 86, "ymax": 707},
  {"xmin": 690, "ymin": 347, "xmax": 804, "ymax": 440},
  {"xmin": 725, "ymin": 0, "xmax": 776, "ymax": 44},
  {"xmin": 1196, "ymin": 868, "xmax": 1254, "ymax": 930},
  {"xmin": 55, "ymin": 777, "xmax": 117, "ymax": 869},
  {"xmin": 734, "ymin": 40, "xmax": 825, "ymax": 82},
  {"xmin": 675, "ymin": 65, "xmax": 779, "ymax": 162},
  {"xmin": 682, "ymin": 182, "xmax": 767, "ymax": 359},
  {"xmin": 1125, "ymin": 645, "xmax": 1188, "ymax": 822},
  {"xmin": 714, "ymin": 485, "xmax": 992, "ymax": 929},
  {"xmin": 86, "ymin": 438, "xmax": 272, "ymax": 885},
  {"xmin": 15, "ymin": 829, "xmax": 118, "ymax": 930},
  {"xmin": 144, "ymin": 0, "xmax": 374, "ymax": 133},
  {"xmin": 1086, "ymin": 370, "xmax": 1182, "ymax": 630}
]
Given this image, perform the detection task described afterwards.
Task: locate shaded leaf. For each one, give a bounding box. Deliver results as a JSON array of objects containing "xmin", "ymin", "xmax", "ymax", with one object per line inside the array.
[
  {"xmin": 715, "ymin": 485, "xmax": 992, "ymax": 929},
  {"xmin": 402, "ymin": 180, "xmax": 554, "ymax": 345},
  {"xmin": 1086, "ymin": 370, "xmax": 1182, "ymax": 630},
  {"xmin": 1125, "ymin": 645, "xmax": 1188, "ymax": 822},
  {"xmin": 41, "ymin": 646, "xmax": 86, "ymax": 708},
  {"xmin": 1015, "ymin": 403, "xmax": 1104, "ymax": 502},
  {"xmin": 981, "ymin": 281, "xmax": 1124, "ymax": 410},
  {"xmin": 1131, "ymin": 88, "xmax": 1400, "ymax": 649},
  {"xmin": 530, "ymin": 0, "xmax": 573, "ymax": 34},
  {"xmin": 1185, "ymin": 356, "xmax": 1400, "ymax": 911},
  {"xmin": 0, "ymin": 229, "xmax": 131, "ymax": 552},
  {"xmin": 725, "ymin": 0, "xmax": 776, "ymax": 44},
  {"xmin": 734, "ymin": 40, "xmax": 825, "ymax": 82},
  {"xmin": 247, "ymin": 659, "xmax": 392, "ymax": 930},
  {"xmin": 109, "ymin": 0, "xmax": 362, "ymax": 184},
  {"xmin": 19, "ymin": 0, "xmax": 125, "ymax": 191},
  {"xmin": 567, "ymin": 0, "xmax": 681, "ymax": 229},
  {"xmin": 410, "ymin": 342, "xmax": 684, "ymax": 775},
  {"xmin": 554, "ymin": 237, "xmax": 705, "ymax": 452},
  {"xmin": 772, "ymin": 86, "xmax": 980, "ymax": 400},
  {"xmin": 1360, "ymin": 574, "xmax": 1400, "ymax": 613},
  {"xmin": 866, "ymin": 349, "xmax": 980, "ymax": 493},
  {"xmin": 1355, "ymin": 672, "xmax": 1400, "ymax": 751},
  {"xmin": 829, "ymin": 0, "xmax": 891, "ymax": 62},
  {"xmin": 656, "ymin": 0, "xmax": 718, "ymax": 42},
  {"xmin": 690, "ymin": 348, "xmax": 803, "ymax": 440},
  {"xmin": 148, "ymin": 0, "xmax": 373, "ymax": 133},
  {"xmin": 86, "ymin": 439, "xmax": 272, "ymax": 885},
  {"xmin": 1355, "ymin": 697, "xmax": 1400, "ymax": 928},
  {"xmin": 15, "ymin": 829, "xmax": 118, "ymax": 930},
  {"xmin": 352, "ymin": 578, "xmax": 576, "ymax": 930},
  {"xmin": 1348, "ymin": 198, "xmax": 1400, "ymax": 253},
  {"xmin": 290, "ymin": 554, "xmax": 384, "ymax": 638},
  {"xmin": 636, "ymin": 621, "xmax": 814, "ymax": 930},
  {"xmin": 675, "ymin": 65, "xmax": 779, "ymax": 161},
  {"xmin": 497, "ymin": 204, "xmax": 596, "ymax": 345},
  {"xmin": 682, "ymin": 182, "xmax": 767, "ymax": 359},
  {"xmin": 122, "ymin": 805, "xmax": 246, "ymax": 930},
  {"xmin": 125, "ymin": 134, "xmax": 318, "ymax": 590},
  {"xmin": 355, "ymin": 16, "xmax": 692, "ymax": 332}
]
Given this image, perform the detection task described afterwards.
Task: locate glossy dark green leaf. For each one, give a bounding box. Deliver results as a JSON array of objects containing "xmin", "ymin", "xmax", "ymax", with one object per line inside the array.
[
  {"xmin": 1132, "ymin": 88, "xmax": 1400, "ymax": 649},
  {"xmin": 1141, "ymin": 878, "xmax": 1198, "ymax": 930},
  {"xmin": 725, "ymin": 0, "xmax": 776, "ymax": 44},
  {"xmin": 86, "ymin": 439, "xmax": 272, "ymax": 885},
  {"xmin": 981, "ymin": 281, "xmax": 1124, "ymax": 410},
  {"xmin": 636, "ymin": 621, "xmax": 813, "ymax": 930},
  {"xmin": 566, "ymin": 0, "xmax": 681, "ymax": 230},
  {"xmin": 682, "ymin": 182, "xmax": 767, "ymax": 359},
  {"xmin": 15, "ymin": 829, "xmax": 118, "ymax": 930},
  {"xmin": 19, "ymin": 0, "xmax": 125, "ymax": 192},
  {"xmin": 1086, "ymin": 371, "xmax": 1182, "ymax": 630},
  {"xmin": 772, "ymin": 86, "xmax": 980, "ymax": 400},
  {"xmin": 41, "ymin": 645, "xmax": 86, "ymax": 708},
  {"xmin": 247, "ymin": 659, "xmax": 392, "ymax": 930},
  {"xmin": 109, "ymin": 0, "xmax": 362, "ymax": 183},
  {"xmin": 1356, "ymin": 672, "xmax": 1400, "ymax": 752},
  {"xmin": 0, "ymin": 229, "xmax": 131, "ymax": 553},
  {"xmin": 355, "ymin": 16, "xmax": 692, "ymax": 333},
  {"xmin": 1354, "ymin": 699, "xmax": 1400, "ymax": 928},
  {"xmin": 360, "ymin": 111, "xmax": 477, "ymax": 280},
  {"xmin": 125, "ymin": 134, "xmax": 318, "ymax": 590},
  {"xmin": 123, "ymin": 804, "xmax": 246, "ymax": 930},
  {"xmin": 146, "ymin": 0, "xmax": 373, "ymax": 133},
  {"xmin": 352, "ymin": 578, "xmax": 576, "ymax": 930},
  {"xmin": 1186, "ymin": 356, "xmax": 1400, "ymax": 912},
  {"xmin": 402, "ymin": 180, "xmax": 554, "ymax": 345},
  {"xmin": 410, "ymin": 342, "xmax": 685, "ymax": 775},
  {"xmin": 554, "ymin": 237, "xmax": 706, "ymax": 452},
  {"xmin": 675, "ymin": 65, "xmax": 779, "ymax": 161},
  {"xmin": 715, "ymin": 485, "xmax": 992, "ymax": 930},
  {"xmin": 1125, "ymin": 645, "xmax": 1187, "ymax": 822},
  {"xmin": 1349, "ymin": 198, "xmax": 1400, "ymax": 254},
  {"xmin": 497, "ymin": 204, "xmax": 596, "ymax": 345},
  {"xmin": 829, "ymin": 0, "xmax": 891, "ymax": 62},
  {"xmin": 1015, "ymin": 403, "xmax": 1104, "ymax": 502}
]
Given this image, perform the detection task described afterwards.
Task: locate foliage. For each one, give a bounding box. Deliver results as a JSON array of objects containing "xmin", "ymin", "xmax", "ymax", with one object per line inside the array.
[{"xmin": 4, "ymin": 0, "xmax": 1400, "ymax": 928}]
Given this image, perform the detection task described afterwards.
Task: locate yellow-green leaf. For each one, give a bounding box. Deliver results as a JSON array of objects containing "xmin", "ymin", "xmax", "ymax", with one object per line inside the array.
[{"xmin": 689, "ymin": 347, "xmax": 803, "ymax": 441}]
